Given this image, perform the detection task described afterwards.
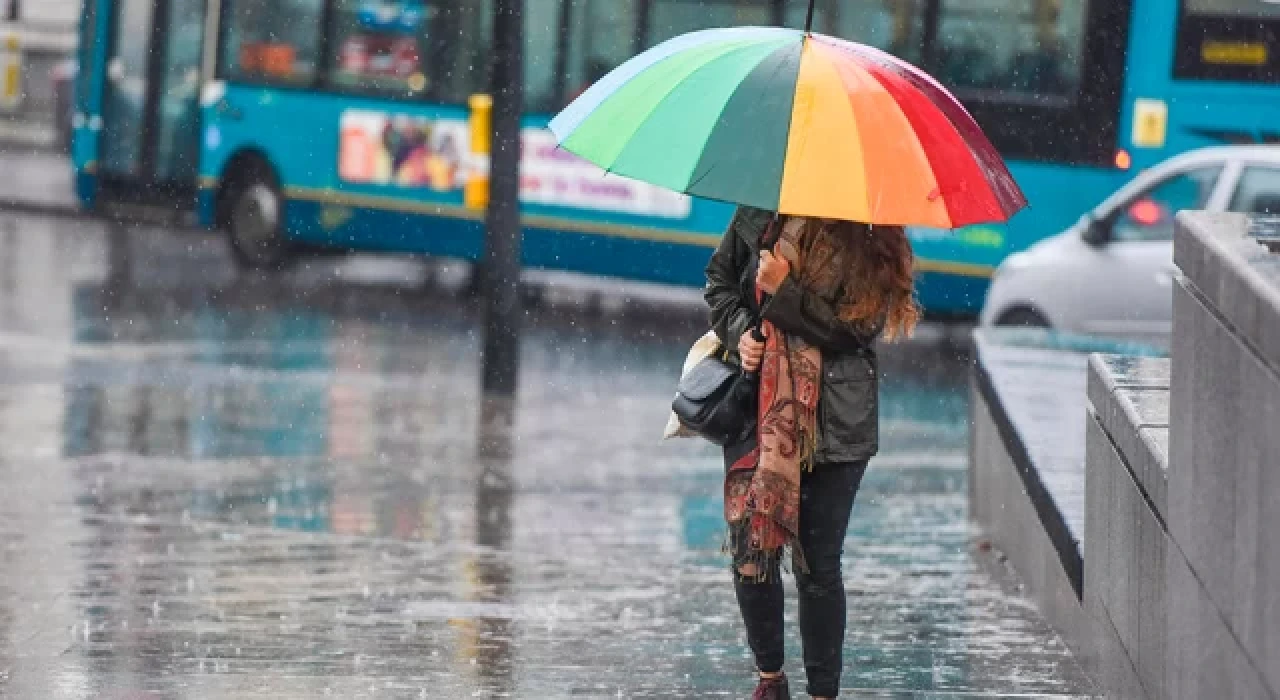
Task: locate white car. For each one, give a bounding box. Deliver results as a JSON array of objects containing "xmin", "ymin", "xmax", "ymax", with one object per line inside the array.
[{"xmin": 981, "ymin": 145, "xmax": 1280, "ymax": 346}]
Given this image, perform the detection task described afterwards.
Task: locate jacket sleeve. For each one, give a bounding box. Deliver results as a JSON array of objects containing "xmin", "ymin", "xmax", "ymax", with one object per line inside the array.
[
  {"xmin": 761, "ymin": 275, "xmax": 877, "ymax": 354},
  {"xmin": 705, "ymin": 209, "xmax": 755, "ymax": 358}
]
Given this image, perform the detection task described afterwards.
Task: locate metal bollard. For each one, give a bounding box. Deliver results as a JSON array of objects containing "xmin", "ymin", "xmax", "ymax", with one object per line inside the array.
[
  {"xmin": 465, "ymin": 93, "xmax": 492, "ymax": 211},
  {"xmin": 0, "ymin": 31, "xmax": 20, "ymax": 113}
]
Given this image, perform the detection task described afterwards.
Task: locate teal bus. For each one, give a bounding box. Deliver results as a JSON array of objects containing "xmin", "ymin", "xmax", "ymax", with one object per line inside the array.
[{"xmin": 69, "ymin": 0, "xmax": 1280, "ymax": 317}]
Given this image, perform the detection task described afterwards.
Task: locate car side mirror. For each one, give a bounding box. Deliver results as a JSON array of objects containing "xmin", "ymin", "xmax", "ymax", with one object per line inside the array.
[{"xmin": 1080, "ymin": 215, "xmax": 1111, "ymax": 246}]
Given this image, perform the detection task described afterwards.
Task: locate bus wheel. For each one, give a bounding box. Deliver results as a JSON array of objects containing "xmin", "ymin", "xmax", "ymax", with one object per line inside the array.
[{"xmin": 226, "ymin": 175, "xmax": 290, "ymax": 269}]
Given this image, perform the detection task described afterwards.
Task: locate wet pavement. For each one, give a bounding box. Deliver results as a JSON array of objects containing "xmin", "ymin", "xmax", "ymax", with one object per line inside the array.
[{"xmin": 0, "ymin": 211, "xmax": 1098, "ymax": 698}]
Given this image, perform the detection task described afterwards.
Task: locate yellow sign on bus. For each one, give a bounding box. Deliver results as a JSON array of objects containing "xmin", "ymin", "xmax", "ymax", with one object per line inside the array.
[
  {"xmin": 1202, "ymin": 40, "xmax": 1268, "ymax": 66},
  {"xmin": 1132, "ymin": 99, "xmax": 1168, "ymax": 150}
]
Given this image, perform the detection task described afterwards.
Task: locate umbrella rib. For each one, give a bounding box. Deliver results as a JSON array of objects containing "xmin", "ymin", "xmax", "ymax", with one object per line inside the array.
[
  {"xmin": 686, "ymin": 162, "xmax": 718, "ymax": 192},
  {"xmin": 771, "ymin": 38, "xmax": 805, "ymax": 215}
]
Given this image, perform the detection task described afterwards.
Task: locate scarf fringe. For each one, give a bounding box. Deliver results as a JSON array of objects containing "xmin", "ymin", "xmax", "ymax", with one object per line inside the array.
[
  {"xmin": 800, "ymin": 425, "xmax": 818, "ymax": 473},
  {"xmin": 723, "ymin": 519, "xmax": 810, "ymax": 583}
]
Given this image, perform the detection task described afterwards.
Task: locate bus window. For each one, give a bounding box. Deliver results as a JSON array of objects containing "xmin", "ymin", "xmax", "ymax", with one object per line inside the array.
[
  {"xmin": 426, "ymin": 3, "xmax": 493, "ymax": 104},
  {"xmin": 790, "ymin": 0, "xmax": 926, "ymax": 64},
  {"xmin": 934, "ymin": 0, "xmax": 1088, "ymax": 106},
  {"xmin": 526, "ymin": 0, "xmax": 569, "ymax": 113},
  {"xmin": 326, "ymin": 0, "xmax": 493, "ymax": 103},
  {"xmin": 1176, "ymin": 0, "xmax": 1280, "ymax": 83},
  {"xmin": 220, "ymin": 0, "xmax": 325, "ymax": 85},
  {"xmin": 329, "ymin": 0, "xmax": 431, "ymax": 96},
  {"xmin": 549, "ymin": 0, "xmax": 642, "ymax": 111},
  {"xmin": 647, "ymin": 0, "xmax": 774, "ymax": 47},
  {"xmin": 925, "ymin": 0, "xmax": 1130, "ymax": 167}
]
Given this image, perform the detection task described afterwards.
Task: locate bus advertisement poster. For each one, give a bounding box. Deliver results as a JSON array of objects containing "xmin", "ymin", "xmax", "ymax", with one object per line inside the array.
[{"xmin": 338, "ymin": 109, "xmax": 692, "ymax": 220}]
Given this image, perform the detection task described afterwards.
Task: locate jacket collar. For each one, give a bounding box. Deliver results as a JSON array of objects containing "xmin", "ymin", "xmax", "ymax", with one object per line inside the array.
[{"xmin": 733, "ymin": 207, "xmax": 777, "ymax": 253}]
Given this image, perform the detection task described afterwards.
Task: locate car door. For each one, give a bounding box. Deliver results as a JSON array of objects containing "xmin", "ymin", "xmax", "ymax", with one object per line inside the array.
[{"xmin": 1078, "ymin": 163, "xmax": 1227, "ymax": 342}]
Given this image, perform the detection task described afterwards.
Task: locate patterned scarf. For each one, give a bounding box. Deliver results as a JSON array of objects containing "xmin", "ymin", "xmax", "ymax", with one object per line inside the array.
[{"xmin": 725, "ymin": 217, "xmax": 858, "ymax": 577}]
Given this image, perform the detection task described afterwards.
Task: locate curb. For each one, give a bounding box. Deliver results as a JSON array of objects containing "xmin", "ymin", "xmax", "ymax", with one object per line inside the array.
[{"xmin": 0, "ymin": 196, "xmax": 86, "ymax": 221}]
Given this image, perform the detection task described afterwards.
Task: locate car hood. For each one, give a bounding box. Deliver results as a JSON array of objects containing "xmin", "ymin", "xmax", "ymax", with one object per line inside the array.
[
  {"xmin": 1023, "ymin": 229, "xmax": 1083, "ymax": 260},
  {"xmin": 999, "ymin": 230, "xmax": 1082, "ymax": 272}
]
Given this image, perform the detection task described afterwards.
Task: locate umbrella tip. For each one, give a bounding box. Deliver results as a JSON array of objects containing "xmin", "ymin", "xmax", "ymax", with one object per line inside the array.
[{"xmin": 804, "ymin": 0, "xmax": 816, "ymax": 33}]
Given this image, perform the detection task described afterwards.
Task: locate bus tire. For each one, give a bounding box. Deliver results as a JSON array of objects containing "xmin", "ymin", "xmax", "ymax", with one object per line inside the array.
[{"xmin": 222, "ymin": 164, "xmax": 291, "ymax": 270}]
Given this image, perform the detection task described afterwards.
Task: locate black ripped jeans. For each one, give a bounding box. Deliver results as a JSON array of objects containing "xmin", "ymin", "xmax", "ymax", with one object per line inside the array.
[{"xmin": 733, "ymin": 460, "xmax": 869, "ymax": 698}]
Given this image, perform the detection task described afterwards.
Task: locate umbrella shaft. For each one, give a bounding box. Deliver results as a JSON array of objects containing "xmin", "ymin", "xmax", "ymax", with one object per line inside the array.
[{"xmin": 804, "ymin": 0, "xmax": 815, "ymax": 33}]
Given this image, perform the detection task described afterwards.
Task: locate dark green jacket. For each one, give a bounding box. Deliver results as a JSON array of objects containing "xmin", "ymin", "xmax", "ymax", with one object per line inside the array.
[{"xmin": 704, "ymin": 206, "xmax": 881, "ymax": 464}]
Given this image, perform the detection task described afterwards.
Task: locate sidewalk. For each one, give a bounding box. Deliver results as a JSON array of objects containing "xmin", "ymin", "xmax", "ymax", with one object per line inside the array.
[
  {"xmin": 0, "ymin": 147, "xmax": 81, "ymax": 217},
  {"xmin": 0, "ymin": 214, "xmax": 1102, "ymax": 698}
]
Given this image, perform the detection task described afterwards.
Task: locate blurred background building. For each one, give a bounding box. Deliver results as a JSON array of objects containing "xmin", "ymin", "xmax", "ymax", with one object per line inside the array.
[{"xmin": 0, "ymin": 0, "xmax": 79, "ymax": 151}]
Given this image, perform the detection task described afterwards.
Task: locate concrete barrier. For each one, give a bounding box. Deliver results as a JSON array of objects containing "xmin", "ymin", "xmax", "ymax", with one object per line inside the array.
[
  {"xmin": 1086, "ymin": 354, "xmax": 1170, "ymax": 699},
  {"xmin": 974, "ymin": 212, "xmax": 1280, "ymax": 698},
  {"xmin": 970, "ymin": 330, "xmax": 1165, "ymax": 674},
  {"xmin": 1162, "ymin": 211, "xmax": 1280, "ymax": 699},
  {"xmin": 1073, "ymin": 212, "xmax": 1280, "ymax": 700}
]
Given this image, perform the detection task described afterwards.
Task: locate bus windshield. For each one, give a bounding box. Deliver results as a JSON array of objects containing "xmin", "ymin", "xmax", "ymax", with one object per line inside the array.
[
  {"xmin": 1184, "ymin": 0, "xmax": 1280, "ymax": 19},
  {"xmin": 1176, "ymin": 0, "xmax": 1280, "ymax": 83}
]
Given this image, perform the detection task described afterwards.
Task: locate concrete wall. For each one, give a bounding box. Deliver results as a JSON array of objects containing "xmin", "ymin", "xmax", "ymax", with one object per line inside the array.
[
  {"xmin": 971, "ymin": 373, "xmax": 1095, "ymax": 666},
  {"xmin": 1165, "ymin": 212, "xmax": 1280, "ymax": 700},
  {"xmin": 1080, "ymin": 213, "xmax": 1280, "ymax": 699},
  {"xmin": 1085, "ymin": 355, "xmax": 1170, "ymax": 700},
  {"xmin": 969, "ymin": 335, "xmax": 1097, "ymax": 671},
  {"xmin": 975, "ymin": 212, "xmax": 1280, "ymax": 698}
]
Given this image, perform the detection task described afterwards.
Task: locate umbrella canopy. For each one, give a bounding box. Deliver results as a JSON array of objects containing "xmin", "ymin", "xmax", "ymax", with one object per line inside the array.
[{"xmin": 549, "ymin": 27, "xmax": 1027, "ymax": 229}]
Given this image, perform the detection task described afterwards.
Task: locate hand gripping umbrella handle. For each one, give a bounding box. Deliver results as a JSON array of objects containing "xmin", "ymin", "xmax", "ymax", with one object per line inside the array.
[
  {"xmin": 743, "ymin": 212, "xmax": 782, "ymax": 378},
  {"xmin": 750, "ymin": 213, "xmax": 782, "ymax": 342}
]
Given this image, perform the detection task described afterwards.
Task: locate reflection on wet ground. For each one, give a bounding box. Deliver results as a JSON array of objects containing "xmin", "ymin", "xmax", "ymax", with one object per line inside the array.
[{"xmin": 0, "ymin": 214, "xmax": 1097, "ymax": 698}]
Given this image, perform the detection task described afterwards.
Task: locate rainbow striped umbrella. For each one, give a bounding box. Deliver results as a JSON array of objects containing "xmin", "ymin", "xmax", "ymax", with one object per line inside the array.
[{"xmin": 549, "ymin": 26, "xmax": 1027, "ymax": 229}]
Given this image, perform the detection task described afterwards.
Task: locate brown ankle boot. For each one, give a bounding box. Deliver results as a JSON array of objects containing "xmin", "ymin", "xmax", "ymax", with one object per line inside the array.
[{"xmin": 751, "ymin": 671, "xmax": 790, "ymax": 700}]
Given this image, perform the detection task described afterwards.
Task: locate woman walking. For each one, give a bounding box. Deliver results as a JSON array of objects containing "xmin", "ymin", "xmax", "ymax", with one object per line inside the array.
[{"xmin": 705, "ymin": 206, "xmax": 920, "ymax": 700}]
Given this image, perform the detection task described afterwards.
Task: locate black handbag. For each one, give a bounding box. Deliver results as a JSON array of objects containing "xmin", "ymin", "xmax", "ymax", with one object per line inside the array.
[
  {"xmin": 672, "ymin": 345, "xmax": 760, "ymax": 446},
  {"xmin": 672, "ymin": 215, "xmax": 780, "ymax": 446}
]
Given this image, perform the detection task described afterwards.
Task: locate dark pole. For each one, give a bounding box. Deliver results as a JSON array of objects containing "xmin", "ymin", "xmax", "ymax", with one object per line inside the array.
[
  {"xmin": 6, "ymin": 0, "xmax": 19, "ymax": 22},
  {"xmin": 479, "ymin": 0, "xmax": 524, "ymax": 459},
  {"xmin": 804, "ymin": 0, "xmax": 815, "ymax": 33}
]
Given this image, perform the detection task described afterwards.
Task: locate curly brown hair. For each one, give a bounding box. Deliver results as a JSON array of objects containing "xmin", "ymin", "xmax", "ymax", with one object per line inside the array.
[{"xmin": 797, "ymin": 219, "xmax": 921, "ymax": 342}]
